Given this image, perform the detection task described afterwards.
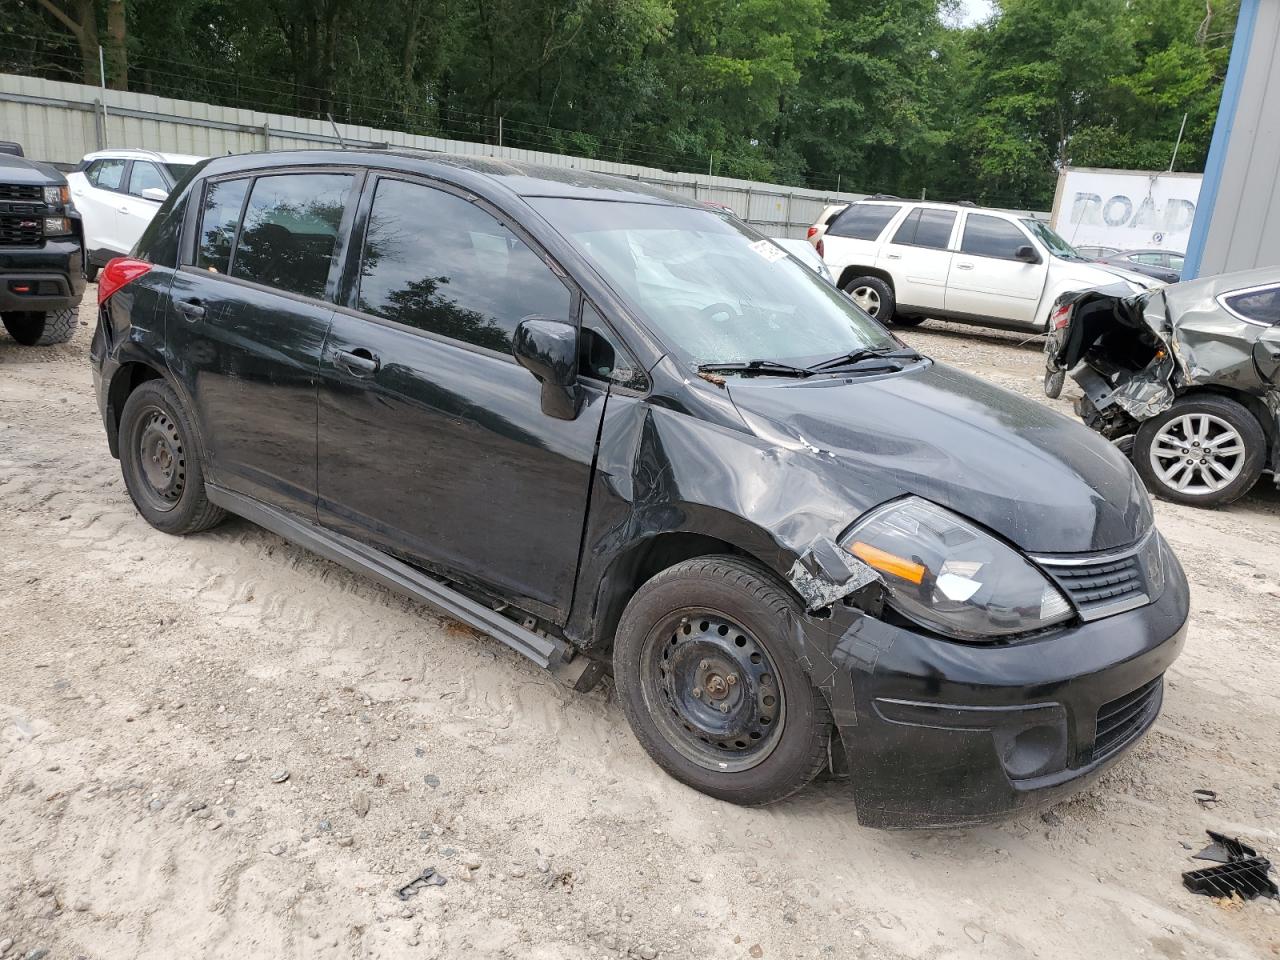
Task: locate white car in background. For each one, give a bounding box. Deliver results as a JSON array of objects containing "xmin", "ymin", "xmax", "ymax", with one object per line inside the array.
[
  {"xmin": 67, "ymin": 149, "xmax": 203, "ymax": 278},
  {"xmin": 820, "ymin": 198, "xmax": 1155, "ymax": 330}
]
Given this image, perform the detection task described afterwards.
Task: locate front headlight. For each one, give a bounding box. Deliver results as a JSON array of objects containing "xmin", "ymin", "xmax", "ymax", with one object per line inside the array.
[
  {"xmin": 43, "ymin": 185, "xmax": 70, "ymax": 206},
  {"xmin": 843, "ymin": 497, "xmax": 1072, "ymax": 641},
  {"xmin": 43, "ymin": 216, "xmax": 72, "ymax": 237}
]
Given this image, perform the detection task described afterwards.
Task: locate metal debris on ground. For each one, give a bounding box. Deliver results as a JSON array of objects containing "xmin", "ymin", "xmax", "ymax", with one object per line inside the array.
[
  {"xmin": 396, "ymin": 867, "xmax": 447, "ymax": 899},
  {"xmin": 1191, "ymin": 788, "xmax": 1217, "ymax": 806},
  {"xmin": 1182, "ymin": 830, "xmax": 1278, "ymax": 902}
]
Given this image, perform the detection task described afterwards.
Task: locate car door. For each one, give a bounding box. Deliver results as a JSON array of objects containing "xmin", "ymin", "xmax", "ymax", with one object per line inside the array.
[
  {"xmin": 72, "ymin": 157, "xmax": 127, "ymax": 256},
  {"xmin": 315, "ymin": 173, "xmax": 609, "ymax": 623},
  {"xmin": 118, "ymin": 160, "xmax": 169, "ymax": 253},
  {"xmin": 164, "ymin": 168, "xmax": 358, "ymax": 516},
  {"xmin": 946, "ymin": 213, "xmax": 1047, "ymax": 325},
  {"xmin": 820, "ymin": 202, "xmax": 904, "ymax": 279},
  {"xmin": 876, "ymin": 207, "xmax": 957, "ymax": 311}
]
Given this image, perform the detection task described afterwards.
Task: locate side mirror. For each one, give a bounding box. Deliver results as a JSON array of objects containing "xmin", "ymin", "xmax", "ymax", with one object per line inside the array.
[
  {"xmin": 1014, "ymin": 245, "xmax": 1041, "ymax": 264},
  {"xmin": 141, "ymin": 187, "xmax": 169, "ymax": 202},
  {"xmin": 512, "ymin": 317, "xmax": 580, "ymax": 420}
]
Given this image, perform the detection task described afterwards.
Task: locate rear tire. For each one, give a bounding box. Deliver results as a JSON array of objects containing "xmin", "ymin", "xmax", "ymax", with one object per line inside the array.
[
  {"xmin": 891, "ymin": 314, "xmax": 926, "ymax": 327},
  {"xmin": 2, "ymin": 308, "xmax": 78, "ymax": 346},
  {"xmin": 1132, "ymin": 394, "xmax": 1264, "ymax": 507},
  {"xmin": 119, "ymin": 379, "xmax": 226, "ymax": 535},
  {"xmin": 842, "ymin": 275, "xmax": 895, "ymax": 324},
  {"xmin": 1044, "ymin": 367, "xmax": 1066, "ymax": 399},
  {"xmin": 613, "ymin": 555, "xmax": 832, "ymax": 806}
]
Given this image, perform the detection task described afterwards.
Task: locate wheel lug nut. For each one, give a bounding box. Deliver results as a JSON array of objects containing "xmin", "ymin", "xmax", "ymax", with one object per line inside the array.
[
  {"xmin": 691, "ymin": 687, "xmax": 701, "ymax": 698},
  {"xmin": 718, "ymin": 702, "xmax": 729, "ymax": 714},
  {"xmin": 700, "ymin": 659, "xmax": 710, "ymax": 670},
  {"xmin": 726, "ymin": 674, "xmax": 737, "ymax": 686}
]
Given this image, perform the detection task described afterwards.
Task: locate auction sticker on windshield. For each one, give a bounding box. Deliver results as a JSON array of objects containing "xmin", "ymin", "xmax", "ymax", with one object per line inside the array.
[{"xmin": 749, "ymin": 239, "xmax": 788, "ymax": 263}]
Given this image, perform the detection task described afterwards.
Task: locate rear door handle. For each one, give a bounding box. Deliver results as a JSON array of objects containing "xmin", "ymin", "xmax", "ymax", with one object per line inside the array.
[
  {"xmin": 117, "ymin": 205, "xmax": 130, "ymax": 214},
  {"xmin": 886, "ymin": 253, "xmax": 901, "ymax": 260},
  {"xmin": 955, "ymin": 262, "xmax": 974, "ymax": 271},
  {"xmin": 175, "ymin": 298, "xmax": 205, "ymax": 320},
  {"xmin": 334, "ymin": 347, "xmax": 380, "ymax": 377}
]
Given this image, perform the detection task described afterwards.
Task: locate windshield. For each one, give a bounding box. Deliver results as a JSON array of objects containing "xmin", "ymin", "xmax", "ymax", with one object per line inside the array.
[
  {"xmin": 530, "ymin": 198, "xmax": 897, "ymax": 369},
  {"xmin": 1021, "ymin": 219, "xmax": 1085, "ymax": 260}
]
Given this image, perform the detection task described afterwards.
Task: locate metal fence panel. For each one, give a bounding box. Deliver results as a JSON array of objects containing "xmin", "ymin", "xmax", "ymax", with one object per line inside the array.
[{"xmin": 0, "ymin": 72, "xmax": 862, "ymax": 238}]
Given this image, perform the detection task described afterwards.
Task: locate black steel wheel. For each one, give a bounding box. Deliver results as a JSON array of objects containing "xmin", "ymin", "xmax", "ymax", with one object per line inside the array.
[
  {"xmin": 133, "ymin": 406, "xmax": 187, "ymax": 513},
  {"xmin": 614, "ymin": 556, "xmax": 832, "ymax": 806},
  {"xmin": 641, "ymin": 611, "xmax": 786, "ymax": 773},
  {"xmin": 119, "ymin": 378, "xmax": 226, "ymax": 535}
]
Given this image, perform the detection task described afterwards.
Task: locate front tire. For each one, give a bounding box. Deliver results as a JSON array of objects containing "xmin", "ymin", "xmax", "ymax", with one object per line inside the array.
[
  {"xmin": 613, "ymin": 556, "xmax": 832, "ymax": 806},
  {"xmin": 2, "ymin": 308, "xmax": 78, "ymax": 346},
  {"xmin": 842, "ymin": 275, "xmax": 895, "ymax": 324},
  {"xmin": 1132, "ymin": 395, "xmax": 1264, "ymax": 507},
  {"xmin": 1044, "ymin": 366, "xmax": 1066, "ymax": 399},
  {"xmin": 119, "ymin": 379, "xmax": 226, "ymax": 535}
]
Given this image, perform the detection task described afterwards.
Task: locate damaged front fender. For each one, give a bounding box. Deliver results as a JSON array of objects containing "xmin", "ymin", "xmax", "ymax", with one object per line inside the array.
[{"xmin": 787, "ymin": 535, "xmax": 882, "ymax": 615}]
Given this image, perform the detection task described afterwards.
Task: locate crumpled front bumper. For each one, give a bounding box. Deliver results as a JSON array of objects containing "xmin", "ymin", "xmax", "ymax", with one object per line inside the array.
[{"xmin": 791, "ymin": 544, "xmax": 1189, "ymax": 829}]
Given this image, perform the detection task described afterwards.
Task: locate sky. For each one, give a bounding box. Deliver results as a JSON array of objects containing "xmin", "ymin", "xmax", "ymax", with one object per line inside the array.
[{"xmin": 945, "ymin": 0, "xmax": 997, "ymax": 28}]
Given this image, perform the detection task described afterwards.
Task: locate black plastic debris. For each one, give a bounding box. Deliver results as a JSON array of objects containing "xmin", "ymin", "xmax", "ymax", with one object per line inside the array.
[
  {"xmin": 396, "ymin": 866, "xmax": 447, "ymax": 899},
  {"xmin": 1193, "ymin": 831, "xmax": 1258, "ymax": 864},
  {"xmin": 1182, "ymin": 831, "xmax": 1278, "ymax": 901}
]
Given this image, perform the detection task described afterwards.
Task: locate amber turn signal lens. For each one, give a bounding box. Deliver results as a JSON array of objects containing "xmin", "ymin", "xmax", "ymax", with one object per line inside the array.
[{"xmin": 848, "ymin": 541, "xmax": 926, "ymax": 585}]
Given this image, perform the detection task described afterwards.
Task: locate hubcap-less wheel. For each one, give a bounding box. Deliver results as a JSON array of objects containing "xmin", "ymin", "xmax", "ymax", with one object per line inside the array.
[
  {"xmin": 639, "ymin": 612, "xmax": 785, "ymax": 773},
  {"xmin": 851, "ymin": 285, "xmax": 881, "ymax": 315},
  {"xmin": 136, "ymin": 407, "xmax": 186, "ymax": 512},
  {"xmin": 1149, "ymin": 412, "xmax": 1245, "ymax": 496}
]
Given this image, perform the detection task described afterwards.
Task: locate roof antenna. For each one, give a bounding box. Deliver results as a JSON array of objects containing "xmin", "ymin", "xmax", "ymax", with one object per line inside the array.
[{"xmin": 327, "ymin": 114, "xmax": 348, "ymax": 150}]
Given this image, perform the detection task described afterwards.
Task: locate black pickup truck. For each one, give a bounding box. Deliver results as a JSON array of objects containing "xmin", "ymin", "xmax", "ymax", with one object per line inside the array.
[{"xmin": 0, "ymin": 152, "xmax": 86, "ymax": 346}]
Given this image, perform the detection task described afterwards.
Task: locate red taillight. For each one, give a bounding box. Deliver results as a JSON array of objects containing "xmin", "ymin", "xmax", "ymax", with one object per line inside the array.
[
  {"xmin": 816, "ymin": 237, "xmax": 825, "ymax": 258},
  {"xmin": 1051, "ymin": 303, "xmax": 1072, "ymax": 330},
  {"xmin": 806, "ymin": 226, "xmax": 819, "ymax": 240},
  {"xmin": 98, "ymin": 256, "xmax": 152, "ymax": 305}
]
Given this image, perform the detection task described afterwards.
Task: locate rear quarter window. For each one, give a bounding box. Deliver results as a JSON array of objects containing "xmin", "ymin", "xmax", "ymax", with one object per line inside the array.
[
  {"xmin": 826, "ymin": 204, "xmax": 901, "ymax": 241},
  {"xmin": 1224, "ymin": 286, "xmax": 1280, "ymax": 325}
]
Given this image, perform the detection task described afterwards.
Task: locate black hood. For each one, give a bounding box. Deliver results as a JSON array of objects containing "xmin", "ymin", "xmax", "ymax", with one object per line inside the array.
[
  {"xmin": 0, "ymin": 154, "xmax": 66, "ymax": 186},
  {"xmin": 725, "ymin": 362, "xmax": 1152, "ymax": 554}
]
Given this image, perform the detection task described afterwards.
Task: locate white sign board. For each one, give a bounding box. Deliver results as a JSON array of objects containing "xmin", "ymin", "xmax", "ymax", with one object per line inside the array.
[{"xmin": 1051, "ymin": 167, "xmax": 1203, "ymax": 254}]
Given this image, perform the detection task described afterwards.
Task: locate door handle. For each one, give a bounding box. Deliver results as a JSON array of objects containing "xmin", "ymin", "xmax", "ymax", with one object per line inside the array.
[
  {"xmin": 955, "ymin": 262, "xmax": 974, "ymax": 270},
  {"xmin": 886, "ymin": 253, "xmax": 901, "ymax": 260},
  {"xmin": 175, "ymin": 298, "xmax": 205, "ymax": 321},
  {"xmin": 334, "ymin": 347, "xmax": 380, "ymax": 376},
  {"xmin": 117, "ymin": 205, "xmax": 129, "ymax": 213}
]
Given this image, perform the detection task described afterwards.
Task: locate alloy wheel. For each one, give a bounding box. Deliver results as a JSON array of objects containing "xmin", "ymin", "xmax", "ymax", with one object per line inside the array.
[
  {"xmin": 1148, "ymin": 412, "xmax": 1245, "ymax": 496},
  {"xmin": 850, "ymin": 285, "xmax": 881, "ymax": 315}
]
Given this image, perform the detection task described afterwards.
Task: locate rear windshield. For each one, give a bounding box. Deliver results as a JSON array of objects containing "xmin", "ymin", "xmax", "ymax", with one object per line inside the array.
[
  {"xmin": 531, "ymin": 198, "xmax": 895, "ymax": 369},
  {"xmin": 826, "ymin": 204, "xmax": 901, "ymax": 241}
]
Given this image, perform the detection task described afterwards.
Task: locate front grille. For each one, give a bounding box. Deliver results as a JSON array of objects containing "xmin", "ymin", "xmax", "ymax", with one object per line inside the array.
[
  {"xmin": 1032, "ymin": 531, "xmax": 1164, "ymax": 621},
  {"xmin": 0, "ymin": 183, "xmax": 42, "ymax": 202},
  {"xmin": 0, "ymin": 216, "xmax": 41, "ymax": 246},
  {"xmin": 1091, "ymin": 674, "xmax": 1162, "ymax": 762}
]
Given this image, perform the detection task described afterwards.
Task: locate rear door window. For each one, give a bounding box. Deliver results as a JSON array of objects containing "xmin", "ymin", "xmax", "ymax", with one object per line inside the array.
[
  {"xmin": 355, "ymin": 177, "xmax": 571, "ymax": 354},
  {"xmin": 891, "ymin": 208, "xmax": 955, "ymax": 249},
  {"xmin": 127, "ymin": 161, "xmax": 167, "ymax": 198},
  {"xmin": 230, "ymin": 173, "xmax": 354, "ymax": 299},
  {"xmin": 1224, "ymin": 286, "xmax": 1280, "ymax": 325},
  {"xmin": 87, "ymin": 158, "xmax": 126, "ymax": 191},
  {"xmin": 960, "ymin": 215, "xmax": 1030, "ymax": 259},
  {"xmin": 195, "ymin": 178, "xmax": 251, "ymax": 275},
  {"xmin": 1129, "ymin": 253, "xmax": 1164, "ymax": 266},
  {"xmin": 827, "ymin": 204, "xmax": 901, "ymax": 241}
]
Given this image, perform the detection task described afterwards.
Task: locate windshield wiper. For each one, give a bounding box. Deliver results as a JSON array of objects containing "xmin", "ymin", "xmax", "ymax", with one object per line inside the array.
[
  {"xmin": 696, "ymin": 359, "xmax": 815, "ymax": 378},
  {"xmin": 808, "ymin": 347, "xmax": 921, "ymax": 372}
]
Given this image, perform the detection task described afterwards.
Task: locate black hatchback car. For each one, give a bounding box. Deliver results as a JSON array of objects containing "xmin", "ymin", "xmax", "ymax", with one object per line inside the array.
[{"xmin": 91, "ymin": 151, "xmax": 1189, "ymax": 828}]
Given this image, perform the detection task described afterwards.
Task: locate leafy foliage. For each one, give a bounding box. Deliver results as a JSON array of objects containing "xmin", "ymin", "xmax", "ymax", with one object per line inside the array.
[{"xmin": 1, "ymin": 0, "xmax": 1241, "ymax": 207}]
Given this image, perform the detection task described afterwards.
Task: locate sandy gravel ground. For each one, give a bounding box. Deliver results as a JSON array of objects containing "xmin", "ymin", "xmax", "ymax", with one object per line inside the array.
[{"xmin": 1, "ymin": 300, "xmax": 1278, "ymax": 960}]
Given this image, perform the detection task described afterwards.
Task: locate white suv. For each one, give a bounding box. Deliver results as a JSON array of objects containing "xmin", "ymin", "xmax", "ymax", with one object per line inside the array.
[
  {"xmin": 67, "ymin": 149, "xmax": 203, "ymax": 278},
  {"xmin": 820, "ymin": 199, "xmax": 1155, "ymax": 330}
]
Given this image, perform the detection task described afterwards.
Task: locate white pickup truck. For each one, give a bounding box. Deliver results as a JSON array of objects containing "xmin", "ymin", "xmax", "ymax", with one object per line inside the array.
[{"xmin": 819, "ymin": 199, "xmax": 1156, "ymax": 330}]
